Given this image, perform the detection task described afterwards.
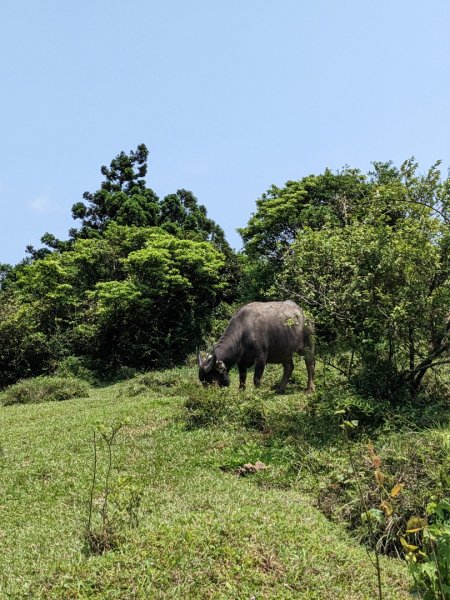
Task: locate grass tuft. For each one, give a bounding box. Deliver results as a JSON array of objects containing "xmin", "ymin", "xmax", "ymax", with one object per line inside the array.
[{"xmin": 0, "ymin": 375, "xmax": 90, "ymax": 406}]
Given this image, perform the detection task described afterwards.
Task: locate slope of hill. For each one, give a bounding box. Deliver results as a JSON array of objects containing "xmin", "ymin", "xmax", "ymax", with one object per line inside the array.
[{"xmin": 0, "ymin": 369, "xmax": 409, "ymax": 599}]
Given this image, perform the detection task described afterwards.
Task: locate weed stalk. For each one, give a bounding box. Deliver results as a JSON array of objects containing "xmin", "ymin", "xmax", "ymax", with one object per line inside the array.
[
  {"xmin": 85, "ymin": 421, "xmax": 125, "ymax": 554},
  {"xmin": 339, "ymin": 416, "xmax": 383, "ymax": 600},
  {"xmin": 86, "ymin": 430, "xmax": 97, "ymax": 536}
]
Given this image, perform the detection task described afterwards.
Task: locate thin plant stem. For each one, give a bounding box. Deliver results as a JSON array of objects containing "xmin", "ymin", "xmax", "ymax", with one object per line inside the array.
[
  {"xmin": 87, "ymin": 430, "xmax": 97, "ymax": 535},
  {"xmin": 101, "ymin": 428, "xmax": 118, "ymax": 529},
  {"xmin": 430, "ymin": 540, "xmax": 446, "ymax": 600},
  {"xmin": 343, "ymin": 423, "xmax": 383, "ymax": 600}
]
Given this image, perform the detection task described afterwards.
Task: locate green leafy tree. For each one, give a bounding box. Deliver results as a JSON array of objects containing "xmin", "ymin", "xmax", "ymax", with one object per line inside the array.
[
  {"xmin": 71, "ymin": 144, "xmax": 160, "ymax": 237},
  {"xmin": 159, "ymin": 189, "xmax": 225, "ymax": 243},
  {"xmin": 0, "ymin": 292, "xmax": 50, "ymax": 387},
  {"xmin": 239, "ymin": 167, "xmax": 370, "ymax": 259},
  {"xmin": 76, "ymin": 229, "xmax": 227, "ymax": 368},
  {"xmin": 158, "ymin": 188, "xmax": 240, "ymax": 300},
  {"xmin": 0, "ymin": 264, "xmax": 12, "ymax": 290},
  {"xmin": 238, "ymin": 167, "xmax": 369, "ymax": 298},
  {"xmin": 273, "ymin": 161, "xmax": 450, "ymax": 398},
  {"xmin": 0, "ymin": 144, "xmax": 240, "ymax": 385},
  {"xmin": 1, "ymin": 225, "xmax": 229, "ymax": 381}
]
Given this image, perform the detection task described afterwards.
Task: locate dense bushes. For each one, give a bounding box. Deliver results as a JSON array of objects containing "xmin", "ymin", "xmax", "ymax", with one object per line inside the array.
[
  {"xmin": 2, "ymin": 226, "xmax": 231, "ymax": 379},
  {"xmin": 317, "ymin": 428, "xmax": 450, "ymax": 555},
  {"xmin": 0, "ymin": 293, "xmax": 51, "ymax": 388}
]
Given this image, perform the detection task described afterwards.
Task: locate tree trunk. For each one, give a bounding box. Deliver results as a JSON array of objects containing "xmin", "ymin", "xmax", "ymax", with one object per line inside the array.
[
  {"xmin": 403, "ymin": 338, "xmax": 449, "ymax": 395},
  {"xmin": 408, "ymin": 326, "xmax": 415, "ymax": 372}
]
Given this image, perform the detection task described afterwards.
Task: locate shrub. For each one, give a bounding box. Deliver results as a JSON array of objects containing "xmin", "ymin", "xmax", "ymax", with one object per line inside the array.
[
  {"xmin": 238, "ymin": 398, "xmax": 268, "ymax": 431},
  {"xmin": 312, "ymin": 376, "xmax": 390, "ymax": 428},
  {"xmin": 406, "ymin": 500, "xmax": 450, "ymax": 599},
  {"xmin": 317, "ymin": 429, "xmax": 450, "ymax": 557},
  {"xmin": 184, "ymin": 387, "xmax": 234, "ymax": 428},
  {"xmin": 122, "ymin": 368, "xmax": 190, "ymax": 397},
  {"xmin": 112, "ymin": 366, "xmax": 137, "ymax": 382},
  {"xmin": 0, "ymin": 376, "xmax": 90, "ymax": 406},
  {"xmin": 55, "ymin": 356, "xmax": 96, "ymax": 383}
]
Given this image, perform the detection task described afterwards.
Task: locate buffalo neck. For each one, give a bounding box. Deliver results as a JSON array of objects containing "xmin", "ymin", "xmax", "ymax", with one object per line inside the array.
[{"xmin": 214, "ymin": 327, "xmax": 241, "ymax": 369}]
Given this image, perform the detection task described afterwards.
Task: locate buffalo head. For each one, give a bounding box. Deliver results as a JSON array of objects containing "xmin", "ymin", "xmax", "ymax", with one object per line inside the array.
[{"xmin": 198, "ymin": 352, "xmax": 230, "ymax": 387}]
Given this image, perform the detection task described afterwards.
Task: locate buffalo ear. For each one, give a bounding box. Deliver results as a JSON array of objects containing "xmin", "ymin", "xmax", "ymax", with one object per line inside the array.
[
  {"xmin": 216, "ymin": 360, "xmax": 226, "ymax": 373},
  {"xmin": 197, "ymin": 349, "xmax": 203, "ymax": 367}
]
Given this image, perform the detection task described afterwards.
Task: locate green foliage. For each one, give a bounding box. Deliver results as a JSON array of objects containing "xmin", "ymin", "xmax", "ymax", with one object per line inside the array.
[
  {"xmin": 263, "ymin": 160, "xmax": 450, "ymax": 399},
  {"xmin": 0, "ymin": 262, "xmax": 13, "ymax": 288},
  {"xmin": 158, "ymin": 188, "xmax": 227, "ymax": 247},
  {"xmin": 312, "ymin": 378, "xmax": 389, "ymax": 426},
  {"xmin": 55, "ymin": 356, "xmax": 96, "ymax": 383},
  {"xmin": 121, "ymin": 368, "xmax": 189, "ymax": 397},
  {"xmin": 318, "ymin": 428, "xmax": 450, "ymax": 562},
  {"xmin": 239, "ymin": 397, "xmax": 268, "ymax": 431},
  {"xmin": 239, "ymin": 167, "xmax": 369, "ymax": 260},
  {"xmin": 201, "ymin": 300, "xmax": 240, "ymax": 349},
  {"xmin": 406, "ymin": 501, "xmax": 450, "ymax": 599},
  {"xmin": 77, "ymin": 229, "xmax": 227, "ymax": 368},
  {"xmin": 184, "ymin": 386, "xmax": 235, "ymax": 428},
  {"xmin": 1, "ymin": 224, "xmax": 230, "ymax": 381},
  {"xmin": 238, "ymin": 167, "xmax": 369, "ymax": 297},
  {"xmin": 69, "ymin": 145, "xmax": 234, "ymax": 258},
  {"xmin": 0, "ymin": 146, "xmax": 240, "ymax": 385},
  {"xmin": 184, "ymin": 383, "xmax": 271, "ymax": 431},
  {"xmin": 0, "ymin": 375, "xmax": 90, "ymax": 406},
  {"xmin": 0, "ymin": 291, "xmax": 50, "ymax": 387},
  {"xmin": 72, "ymin": 144, "xmax": 160, "ymax": 236},
  {"xmin": 340, "ymin": 430, "xmax": 450, "ymax": 598}
]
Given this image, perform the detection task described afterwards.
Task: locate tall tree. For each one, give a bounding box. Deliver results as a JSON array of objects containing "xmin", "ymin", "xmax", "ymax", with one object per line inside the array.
[
  {"xmin": 71, "ymin": 144, "xmax": 160, "ymax": 237},
  {"xmin": 0, "ymin": 144, "xmax": 241, "ymax": 384},
  {"xmin": 159, "ymin": 189, "xmax": 224, "ymax": 244}
]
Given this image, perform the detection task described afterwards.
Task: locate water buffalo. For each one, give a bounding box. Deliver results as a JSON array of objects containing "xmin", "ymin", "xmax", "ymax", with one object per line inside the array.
[{"xmin": 198, "ymin": 300, "xmax": 315, "ymax": 392}]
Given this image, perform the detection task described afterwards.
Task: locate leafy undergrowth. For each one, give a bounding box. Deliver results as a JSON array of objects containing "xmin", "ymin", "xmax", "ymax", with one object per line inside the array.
[
  {"xmin": 316, "ymin": 427, "xmax": 450, "ymax": 557},
  {"xmin": 0, "ymin": 364, "xmax": 412, "ymax": 599}
]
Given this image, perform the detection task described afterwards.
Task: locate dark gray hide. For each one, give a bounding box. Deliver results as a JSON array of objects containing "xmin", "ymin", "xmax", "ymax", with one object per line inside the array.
[{"xmin": 198, "ymin": 300, "xmax": 315, "ymax": 392}]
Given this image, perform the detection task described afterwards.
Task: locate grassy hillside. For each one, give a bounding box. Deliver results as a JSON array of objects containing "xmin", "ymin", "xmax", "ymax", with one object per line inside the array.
[{"xmin": 0, "ymin": 366, "xmax": 413, "ymax": 599}]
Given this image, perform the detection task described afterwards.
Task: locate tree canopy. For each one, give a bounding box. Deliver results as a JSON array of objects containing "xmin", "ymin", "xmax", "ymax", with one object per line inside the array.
[
  {"xmin": 240, "ymin": 158, "xmax": 450, "ymax": 397},
  {"xmin": 0, "ymin": 145, "xmax": 239, "ymax": 386},
  {"xmin": 3, "ymin": 147, "xmax": 450, "ymax": 402}
]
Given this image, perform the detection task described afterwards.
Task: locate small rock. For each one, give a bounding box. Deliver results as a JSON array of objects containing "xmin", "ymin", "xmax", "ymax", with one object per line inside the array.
[{"xmin": 236, "ymin": 461, "xmax": 268, "ymax": 476}]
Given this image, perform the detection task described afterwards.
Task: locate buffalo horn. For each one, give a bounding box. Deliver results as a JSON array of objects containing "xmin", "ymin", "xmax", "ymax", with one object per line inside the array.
[{"xmin": 203, "ymin": 353, "xmax": 215, "ymax": 374}]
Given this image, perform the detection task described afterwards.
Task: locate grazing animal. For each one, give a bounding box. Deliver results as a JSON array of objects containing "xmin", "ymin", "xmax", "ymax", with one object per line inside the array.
[{"xmin": 198, "ymin": 300, "xmax": 315, "ymax": 392}]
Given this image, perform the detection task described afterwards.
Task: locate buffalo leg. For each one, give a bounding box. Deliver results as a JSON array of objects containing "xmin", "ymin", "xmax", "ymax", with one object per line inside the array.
[
  {"xmin": 276, "ymin": 358, "xmax": 294, "ymax": 392},
  {"xmin": 253, "ymin": 359, "xmax": 266, "ymax": 388},
  {"xmin": 238, "ymin": 366, "xmax": 247, "ymax": 390},
  {"xmin": 305, "ymin": 352, "xmax": 315, "ymax": 393}
]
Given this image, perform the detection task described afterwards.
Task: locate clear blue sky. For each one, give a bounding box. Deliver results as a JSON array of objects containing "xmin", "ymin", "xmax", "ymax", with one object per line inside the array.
[{"xmin": 1, "ymin": 0, "xmax": 450, "ymax": 265}]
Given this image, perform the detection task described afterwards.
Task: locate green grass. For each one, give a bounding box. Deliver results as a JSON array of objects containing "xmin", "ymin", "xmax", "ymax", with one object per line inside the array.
[{"xmin": 0, "ymin": 366, "xmax": 412, "ymax": 599}]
